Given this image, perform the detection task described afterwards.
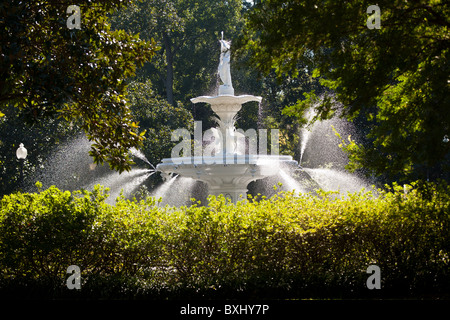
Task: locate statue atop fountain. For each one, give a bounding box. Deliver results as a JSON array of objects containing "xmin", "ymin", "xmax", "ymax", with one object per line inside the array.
[{"xmin": 218, "ymin": 39, "xmax": 234, "ymax": 96}]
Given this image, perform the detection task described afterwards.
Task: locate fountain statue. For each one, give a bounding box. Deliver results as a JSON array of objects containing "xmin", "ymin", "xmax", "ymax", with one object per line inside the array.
[
  {"xmin": 218, "ymin": 39, "xmax": 233, "ymax": 96},
  {"xmin": 156, "ymin": 37, "xmax": 298, "ymax": 203}
]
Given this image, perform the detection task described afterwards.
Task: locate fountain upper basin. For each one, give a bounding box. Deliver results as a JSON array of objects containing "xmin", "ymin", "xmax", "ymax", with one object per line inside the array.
[
  {"xmin": 191, "ymin": 95, "xmax": 262, "ymax": 124},
  {"xmin": 191, "ymin": 95, "xmax": 262, "ymax": 105}
]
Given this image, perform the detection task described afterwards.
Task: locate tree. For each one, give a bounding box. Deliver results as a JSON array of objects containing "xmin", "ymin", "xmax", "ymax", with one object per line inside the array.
[
  {"xmin": 0, "ymin": 104, "xmax": 80, "ymax": 196},
  {"xmin": 111, "ymin": 0, "xmax": 245, "ymax": 107},
  {"xmin": 0, "ymin": 0, "xmax": 158, "ymax": 172},
  {"xmin": 127, "ymin": 80, "xmax": 193, "ymax": 166},
  {"xmin": 112, "ymin": 0, "xmax": 183, "ymax": 105},
  {"xmin": 240, "ymin": 0, "xmax": 450, "ymax": 181}
]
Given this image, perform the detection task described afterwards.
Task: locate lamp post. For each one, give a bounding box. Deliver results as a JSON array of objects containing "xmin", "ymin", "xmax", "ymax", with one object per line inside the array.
[{"xmin": 16, "ymin": 143, "xmax": 27, "ymax": 186}]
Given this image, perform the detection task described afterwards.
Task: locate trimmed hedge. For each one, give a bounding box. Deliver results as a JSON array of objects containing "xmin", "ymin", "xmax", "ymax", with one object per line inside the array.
[{"xmin": 0, "ymin": 181, "xmax": 449, "ymax": 299}]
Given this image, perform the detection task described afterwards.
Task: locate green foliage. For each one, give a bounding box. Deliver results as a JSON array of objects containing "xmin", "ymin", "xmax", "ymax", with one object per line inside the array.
[
  {"xmin": 127, "ymin": 80, "xmax": 193, "ymax": 165},
  {"xmin": 0, "ymin": 0, "xmax": 158, "ymax": 172},
  {"xmin": 1, "ymin": 181, "xmax": 449, "ymax": 299},
  {"xmin": 111, "ymin": 0, "xmax": 321, "ymax": 160},
  {"xmin": 257, "ymin": 68, "xmax": 322, "ymax": 159},
  {"xmin": 0, "ymin": 104, "xmax": 80, "ymax": 196},
  {"xmin": 240, "ymin": 0, "xmax": 450, "ymax": 181},
  {"xmin": 111, "ymin": 0, "xmax": 245, "ymax": 106}
]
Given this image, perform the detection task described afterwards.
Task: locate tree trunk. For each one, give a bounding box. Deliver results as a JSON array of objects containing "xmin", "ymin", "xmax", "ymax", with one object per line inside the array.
[{"xmin": 163, "ymin": 32, "xmax": 175, "ymax": 106}]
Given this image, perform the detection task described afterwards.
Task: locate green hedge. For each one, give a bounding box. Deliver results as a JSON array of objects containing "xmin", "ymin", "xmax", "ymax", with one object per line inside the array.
[{"xmin": 0, "ymin": 181, "xmax": 449, "ymax": 299}]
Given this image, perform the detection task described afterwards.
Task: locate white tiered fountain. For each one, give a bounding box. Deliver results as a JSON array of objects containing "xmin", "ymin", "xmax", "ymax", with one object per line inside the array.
[{"xmin": 156, "ymin": 38, "xmax": 298, "ymax": 203}]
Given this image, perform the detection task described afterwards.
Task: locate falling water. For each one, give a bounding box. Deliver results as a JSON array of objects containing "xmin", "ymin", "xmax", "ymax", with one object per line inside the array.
[
  {"xmin": 299, "ymin": 108, "xmax": 316, "ymax": 165},
  {"xmin": 248, "ymin": 166, "xmax": 307, "ymax": 199},
  {"xmin": 83, "ymin": 168, "xmax": 155, "ymax": 204},
  {"xmin": 303, "ymin": 168, "xmax": 370, "ymax": 194},
  {"xmin": 257, "ymin": 101, "xmax": 264, "ymax": 129},
  {"xmin": 151, "ymin": 175, "xmax": 178, "ymax": 203},
  {"xmin": 151, "ymin": 176, "xmax": 199, "ymax": 206},
  {"xmin": 28, "ymin": 134, "xmax": 157, "ymax": 203},
  {"xmin": 169, "ymin": 176, "xmax": 196, "ymax": 206},
  {"xmin": 249, "ymin": 95, "xmax": 372, "ymax": 199},
  {"xmin": 27, "ymin": 134, "xmax": 95, "ymax": 191},
  {"xmin": 278, "ymin": 168, "xmax": 307, "ymax": 194},
  {"xmin": 130, "ymin": 147, "xmax": 156, "ymax": 170}
]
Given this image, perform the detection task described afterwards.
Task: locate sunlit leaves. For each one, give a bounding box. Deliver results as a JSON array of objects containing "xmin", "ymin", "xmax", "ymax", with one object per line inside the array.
[
  {"xmin": 0, "ymin": 0, "xmax": 158, "ymax": 172},
  {"xmin": 1, "ymin": 181, "xmax": 449, "ymax": 297},
  {"xmin": 127, "ymin": 80, "xmax": 193, "ymax": 165},
  {"xmin": 241, "ymin": 0, "xmax": 450, "ymax": 181},
  {"xmin": 111, "ymin": 0, "xmax": 245, "ymax": 104}
]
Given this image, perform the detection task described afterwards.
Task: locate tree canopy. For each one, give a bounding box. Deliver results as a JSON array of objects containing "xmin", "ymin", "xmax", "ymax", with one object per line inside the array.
[
  {"xmin": 240, "ymin": 0, "xmax": 450, "ymax": 181},
  {"xmin": 3, "ymin": 0, "xmax": 448, "ymax": 189},
  {"xmin": 127, "ymin": 79, "xmax": 193, "ymax": 166},
  {"xmin": 111, "ymin": 0, "xmax": 245, "ymax": 106},
  {"xmin": 0, "ymin": 0, "xmax": 158, "ymax": 172}
]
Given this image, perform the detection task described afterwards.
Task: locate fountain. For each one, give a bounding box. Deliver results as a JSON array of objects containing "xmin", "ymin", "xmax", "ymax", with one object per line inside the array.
[
  {"xmin": 156, "ymin": 38, "xmax": 298, "ymax": 203},
  {"xmin": 25, "ymin": 38, "xmax": 371, "ymax": 206}
]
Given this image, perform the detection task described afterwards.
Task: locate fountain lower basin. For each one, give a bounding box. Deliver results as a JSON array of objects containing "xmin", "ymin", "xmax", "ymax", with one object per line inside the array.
[{"xmin": 156, "ymin": 154, "xmax": 297, "ymax": 203}]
